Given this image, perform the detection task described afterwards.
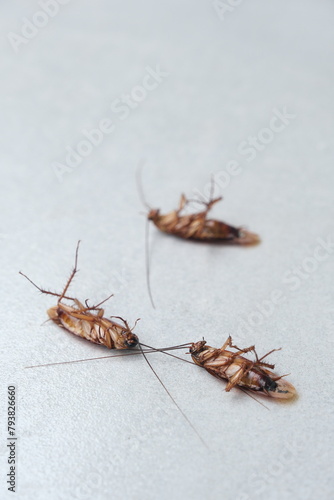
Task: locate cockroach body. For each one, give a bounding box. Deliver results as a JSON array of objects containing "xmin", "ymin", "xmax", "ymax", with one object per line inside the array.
[
  {"xmin": 137, "ymin": 172, "xmax": 261, "ymax": 307},
  {"xmin": 47, "ymin": 301, "xmax": 139, "ymax": 350},
  {"xmin": 189, "ymin": 337, "xmax": 296, "ymax": 400},
  {"xmin": 148, "ymin": 194, "xmax": 260, "ymax": 245},
  {"xmin": 19, "ymin": 241, "xmax": 139, "ymax": 350}
]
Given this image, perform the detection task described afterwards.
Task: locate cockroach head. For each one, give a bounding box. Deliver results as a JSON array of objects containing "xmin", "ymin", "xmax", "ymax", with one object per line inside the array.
[
  {"xmin": 123, "ymin": 332, "xmax": 139, "ymax": 348},
  {"xmin": 189, "ymin": 340, "xmax": 207, "ymax": 355},
  {"xmin": 147, "ymin": 208, "xmax": 160, "ymax": 221}
]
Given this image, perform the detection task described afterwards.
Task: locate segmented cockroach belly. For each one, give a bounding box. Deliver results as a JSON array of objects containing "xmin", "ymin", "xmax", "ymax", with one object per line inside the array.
[
  {"xmin": 47, "ymin": 305, "xmax": 138, "ymax": 350},
  {"xmin": 190, "ymin": 341, "xmax": 296, "ymax": 400},
  {"xmin": 151, "ymin": 211, "xmax": 259, "ymax": 244},
  {"xmin": 191, "ymin": 219, "xmax": 240, "ymax": 241},
  {"xmin": 207, "ymin": 357, "xmax": 279, "ymax": 393}
]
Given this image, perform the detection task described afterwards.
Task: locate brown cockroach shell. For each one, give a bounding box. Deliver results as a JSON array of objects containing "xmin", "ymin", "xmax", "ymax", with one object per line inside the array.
[
  {"xmin": 190, "ymin": 340, "xmax": 296, "ymax": 400},
  {"xmin": 47, "ymin": 304, "xmax": 139, "ymax": 350}
]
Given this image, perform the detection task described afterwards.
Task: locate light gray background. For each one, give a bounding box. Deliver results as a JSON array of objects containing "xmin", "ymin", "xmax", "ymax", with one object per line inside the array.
[{"xmin": 1, "ymin": 1, "xmax": 333, "ymax": 499}]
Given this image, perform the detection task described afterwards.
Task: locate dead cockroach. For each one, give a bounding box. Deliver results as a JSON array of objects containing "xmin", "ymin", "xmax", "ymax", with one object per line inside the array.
[
  {"xmin": 189, "ymin": 336, "xmax": 296, "ymax": 400},
  {"xmin": 19, "ymin": 241, "xmax": 139, "ymax": 350},
  {"xmin": 147, "ymin": 193, "xmax": 260, "ymax": 244},
  {"xmin": 137, "ymin": 172, "xmax": 260, "ymax": 307},
  {"xmin": 138, "ymin": 174, "xmax": 260, "ymax": 245}
]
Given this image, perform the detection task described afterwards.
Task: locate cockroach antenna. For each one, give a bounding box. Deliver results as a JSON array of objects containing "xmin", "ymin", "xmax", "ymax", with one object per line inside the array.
[
  {"xmin": 138, "ymin": 342, "xmax": 209, "ymax": 449},
  {"xmin": 136, "ymin": 162, "xmax": 156, "ymax": 309},
  {"xmin": 24, "ymin": 343, "xmax": 192, "ymax": 369},
  {"xmin": 136, "ymin": 160, "xmax": 152, "ymax": 211},
  {"xmin": 145, "ymin": 217, "xmax": 155, "ymax": 309}
]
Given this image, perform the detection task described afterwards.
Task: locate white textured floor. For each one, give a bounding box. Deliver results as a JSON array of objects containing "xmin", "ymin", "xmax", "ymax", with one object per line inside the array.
[{"xmin": 1, "ymin": 1, "xmax": 333, "ymax": 499}]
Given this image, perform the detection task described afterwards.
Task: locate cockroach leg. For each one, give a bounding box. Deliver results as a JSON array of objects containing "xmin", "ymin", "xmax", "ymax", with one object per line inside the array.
[
  {"xmin": 77, "ymin": 293, "xmax": 115, "ymax": 313},
  {"xmin": 225, "ymin": 362, "xmax": 251, "ymax": 392},
  {"xmin": 18, "ymin": 272, "xmax": 76, "ymax": 301},
  {"xmin": 20, "ymin": 241, "xmax": 81, "ymax": 304},
  {"xmin": 109, "ymin": 316, "xmax": 131, "ymax": 329},
  {"xmin": 58, "ymin": 240, "xmax": 81, "ymax": 303},
  {"xmin": 220, "ymin": 336, "xmax": 256, "ymax": 358},
  {"xmin": 258, "ymin": 348, "xmax": 282, "ymax": 362},
  {"xmin": 177, "ymin": 193, "xmax": 187, "ymax": 213}
]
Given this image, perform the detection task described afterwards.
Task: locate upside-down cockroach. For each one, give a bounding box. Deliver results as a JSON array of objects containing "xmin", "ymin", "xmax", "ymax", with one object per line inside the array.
[
  {"xmin": 138, "ymin": 174, "xmax": 260, "ymax": 245},
  {"xmin": 19, "ymin": 241, "xmax": 140, "ymax": 350},
  {"xmin": 189, "ymin": 336, "xmax": 296, "ymax": 400},
  {"xmin": 137, "ymin": 172, "xmax": 260, "ymax": 307},
  {"xmin": 147, "ymin": 193, "xmax": 260, "ymax": 244}
]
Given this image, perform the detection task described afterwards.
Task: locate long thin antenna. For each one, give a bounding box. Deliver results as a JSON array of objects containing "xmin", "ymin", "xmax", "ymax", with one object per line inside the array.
[
  {"xmin": 136, "ymin": 162, "xmax": 156, "ymax": 309},
  {"xmin": 145, "ymin": 218, "xmax": 156, "ymax": 309},
  {"xmin": 24, "ymin": 345, "xmax": 190, "ymax": 369},
  {"xmin": 82, "ymin": 293, "xmax": 114, "ymax": 312},
  {"xmin": 136, "ymin": 161, "xmax": 151, "ymax": 210},
  {"xmin": 138, "ymin": 343, "xmax": 209, "ymax": 449},
  {"xmin": 140, "ymin": 342, "xmax": 195, "ymax": 366}
]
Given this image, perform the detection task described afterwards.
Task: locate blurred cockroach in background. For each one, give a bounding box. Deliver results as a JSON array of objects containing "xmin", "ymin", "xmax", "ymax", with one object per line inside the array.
[
  {"xmin": 148, "ymin": 190, "xmax": 260, "ymax": 245},
  {"xmin": 137, "ymin": 170, "xmax": 260, "ymax": 307},
  {"xmin": 138, "ymin": 172, "xmax": 260, "ymax": 245}
]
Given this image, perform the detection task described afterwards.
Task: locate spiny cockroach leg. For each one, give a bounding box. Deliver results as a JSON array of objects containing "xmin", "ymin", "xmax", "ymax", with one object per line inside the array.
[
  {"xmin": 18, "ymin": 272, "xmax": 76, "ymax": 301},
  {"xmin": 225, "ymin": 362, "xmax": 251, "ymax": 392},
  {"xmin": 258, "ymin": 348, "xmax": 282, "ymax": 362},
  {"xmin": 58, "ymin": 240, "xmax": 81, "ymax": 303},
  {"xmin": 77, "ymin": 293, "xmax": 115, "ymax": 313}
]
